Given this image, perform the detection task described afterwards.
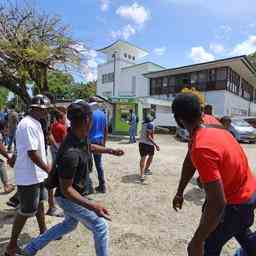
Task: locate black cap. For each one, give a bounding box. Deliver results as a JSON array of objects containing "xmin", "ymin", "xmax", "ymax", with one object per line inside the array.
[{"xmin": 67, "ymin": 101, "xmax": 92, "ymax": 123}]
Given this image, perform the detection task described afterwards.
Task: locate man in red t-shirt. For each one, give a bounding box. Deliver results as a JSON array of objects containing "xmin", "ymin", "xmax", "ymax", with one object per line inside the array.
[
  {"xmin": 172, "ymin": 93, "xmax": 256, "ymax": 256},
  {"xmin": 50, "ymin": 111, "xmax": 67, "ymax": 159}
]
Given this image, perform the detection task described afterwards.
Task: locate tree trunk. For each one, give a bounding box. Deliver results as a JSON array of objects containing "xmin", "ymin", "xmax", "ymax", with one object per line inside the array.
[{"xmin": 0, "ymin": 77, "xmax": 31, "ymax": 106}]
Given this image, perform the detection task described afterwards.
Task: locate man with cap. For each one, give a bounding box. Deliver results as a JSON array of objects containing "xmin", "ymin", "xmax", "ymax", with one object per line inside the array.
[
  {"xmin": 172, "ymin": 93, "xmax": 256, "ymax": 256},
  {"xmin": 22, "ymin": 100, "xmax": 124, "ymax": 256},
  {"xmin": 5, "ymin": 95, "xmax": 52, "ymax": 256}
]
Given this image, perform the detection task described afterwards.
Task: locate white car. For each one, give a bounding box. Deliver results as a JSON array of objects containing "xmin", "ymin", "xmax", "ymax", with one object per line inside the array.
[{"xmin": 229, "ymin": 118, "xmax": 256, "ymax": 143}]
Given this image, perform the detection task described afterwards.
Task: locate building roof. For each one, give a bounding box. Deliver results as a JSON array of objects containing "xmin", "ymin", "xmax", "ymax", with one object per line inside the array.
[
  {"xmin": 143, "ymin": 55, "xmax": 256, "ymax": 87},
  {"xmin": 121, "ymin": 61, "xmax": 165, "ymax": 71},
  {"xmin": 97, "ymin": 40, "xmax": 148, "ymax": 58}
]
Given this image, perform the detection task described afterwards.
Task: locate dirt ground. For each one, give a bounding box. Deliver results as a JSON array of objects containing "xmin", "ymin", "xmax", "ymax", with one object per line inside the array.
[{"xmin": 0, "ymin": 134, "xmax": 256, "ymax": 256}]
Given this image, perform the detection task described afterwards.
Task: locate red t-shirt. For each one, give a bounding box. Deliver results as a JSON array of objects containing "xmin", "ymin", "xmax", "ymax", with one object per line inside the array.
[
  {"xmin": 190, "ymin": 128, "xmax": 256, "ymax": 204},
  {"xmin": 51, "ymin": 121, "xmax": 67, "ymax": 144},
  {"xmin": 202, "ymin": 114, "xmax": 221, "ymax": 125}
]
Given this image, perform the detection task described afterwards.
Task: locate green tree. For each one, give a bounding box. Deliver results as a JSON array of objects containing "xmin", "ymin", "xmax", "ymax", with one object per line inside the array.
[
  {"xmin": 71, "ymin": 81, "xmax": 96, "ymax": 100},
  {"xmin": 0, "ymin": 87, "xmax": 8, "ymax": 109},
  {"xmin": 0, "ymin": 1, "xmax": 85, "ymax": 105}
]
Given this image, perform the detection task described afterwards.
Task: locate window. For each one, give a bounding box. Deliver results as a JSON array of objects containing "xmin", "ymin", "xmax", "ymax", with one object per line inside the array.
[
  {"xmin": 198, "ymin": 71, "xmax": 207, "ymax": 83},
  {"xmin": 133, "ymin": 56, "xmax": 135, "ymax": 60},
  {"xmin": 209, "ymin": 69, "xmax": 216, "ymax": 81},
  {"xmin": 216, "ymin": 67, "xmax": 227, "ymax": 81},
  {"xmin": 128, "ymin": 54, "xmax": 131, "ymax": 59},
  {"xmin": 190, "ymin": 73, "xmax": 197, "ymax": 84},
  {"xmin": 163, "ymin": 77, "xmax": 168, "ymax": 87},
  {"xmin": 124, "ymin": 53, "xmax": 127, "ymax": 58},
  {"xmin": 102, "ymin": 73, "xmax": 114, "ymax": 84}
]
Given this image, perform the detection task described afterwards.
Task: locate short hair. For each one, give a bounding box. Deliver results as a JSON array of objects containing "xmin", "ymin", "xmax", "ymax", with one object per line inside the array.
[
  {"xmin": 204, "ymin": 104, "xmax": 213, "ymax": 115},
  {"xmin": 172, "ymin": 93, "xmax": 202, "ymax": 125},
  {"xmin": 67, "ymin": 102, "xmax": 92, "ymax": 127},
  {"xmin": 55, "ymin": 111, "xmax": 65, "ymax": 121}
]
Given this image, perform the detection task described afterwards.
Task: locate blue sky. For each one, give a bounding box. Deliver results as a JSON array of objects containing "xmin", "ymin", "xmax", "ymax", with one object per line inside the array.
[{"xmin": 34, "ymin": 0, "xmax": 256, "ymax": 81}]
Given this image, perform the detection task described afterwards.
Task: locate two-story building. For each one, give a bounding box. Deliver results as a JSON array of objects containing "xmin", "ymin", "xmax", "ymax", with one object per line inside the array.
[{"xmin": 97, "ymin": 40, "xmax": 256, "ymax": 128}]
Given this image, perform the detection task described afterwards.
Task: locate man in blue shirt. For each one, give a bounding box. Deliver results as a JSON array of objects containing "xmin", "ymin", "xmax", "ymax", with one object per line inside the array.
[
  {"xmin": 89, "ymin": 97, "xmax": 108, "ymax": 193},
  {"xmin": 129, "ymin": 109, "xmax": 137, "ymax": 144}
]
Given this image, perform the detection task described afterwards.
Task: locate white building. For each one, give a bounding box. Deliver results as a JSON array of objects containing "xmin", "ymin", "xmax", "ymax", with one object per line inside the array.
[{"xmin": 97, "ymin": 41, "xmax": 256, "ymax": 127}]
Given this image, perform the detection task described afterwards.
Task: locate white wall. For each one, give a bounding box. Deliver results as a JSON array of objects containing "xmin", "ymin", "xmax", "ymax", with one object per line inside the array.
[{"xmin": 205, "ymin": 91, "xmax": 226, "ymax": 116}]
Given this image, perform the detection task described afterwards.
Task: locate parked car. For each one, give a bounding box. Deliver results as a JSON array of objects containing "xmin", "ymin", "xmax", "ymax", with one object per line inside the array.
[
  {"xmin": 229, "ymin": 118, "xmax": 256, "ymax": 143},
  {"xmin": 241, "ymin": 116, "xmax": 256, "ymax": 128},
  {"xmin": 176, "ymin": 127, "xmax": 189, "ymax": 142}
]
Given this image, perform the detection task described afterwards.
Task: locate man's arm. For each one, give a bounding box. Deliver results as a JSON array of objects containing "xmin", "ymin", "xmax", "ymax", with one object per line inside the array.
[
  {"xmin": 28, "ymin": 150, "xmax": 51, "ymax": 173},
  {"xmin": 59, "ymin": 178, "xmax": 111, "ymax": 221},
  {"xmin": 0, "ymin": 143, "xmax": 10, "ymax": 161},
  {"xmin": 146, "ymin": 130, "xmax": 159, "ymax": 150},
  {"xmin": 173, "ymin": 152, "xmax": 196, "ymax": 211},
  {"xmin": 103, "ymin": 126, "xmax": 108, "ymax": 147},
  {"xmin": 90, "ymin": 144, "xmax": 124, "ymax": 156},
  {"xmin": 189, "ymin": 180, "xmax": 226, "ymax": 244}
]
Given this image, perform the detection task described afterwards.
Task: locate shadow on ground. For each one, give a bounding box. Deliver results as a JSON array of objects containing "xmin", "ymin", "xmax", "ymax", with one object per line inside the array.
[
  {"xmin": 121, "ymin": 174, "xmax": 148, "ymax": 185},
  {"xmin": 0, "ymin": 233, "xmax": 32, "ymax": 256},
  {"xmin": 184, "ymin": 187, "xmax": 205, "ymax": 206},
  {"xmin": 0, "ymin": 209, "xmax": 16, "ymax": 229}
]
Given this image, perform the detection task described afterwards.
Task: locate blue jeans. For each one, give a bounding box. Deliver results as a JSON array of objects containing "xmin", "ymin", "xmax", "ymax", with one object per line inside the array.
[
  {"xmin": 129, "ymin": 126, "xmax": 136, "ymax": 143},
  {"xmin": 204, "ymin": 194, "xmax": 256, "ymax": 256},
  {"xmin": 93, "ymin": 154, "xmax": 105, "ymax": 186},
  {"xmin": 24, "ymin": 197, "xmax": 109, "ymax": 256}
]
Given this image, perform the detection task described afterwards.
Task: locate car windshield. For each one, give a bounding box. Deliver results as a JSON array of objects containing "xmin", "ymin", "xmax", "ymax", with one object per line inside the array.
[{"xmin": 232, "ymin": 119, "xmax": 251, "ymax": 127}]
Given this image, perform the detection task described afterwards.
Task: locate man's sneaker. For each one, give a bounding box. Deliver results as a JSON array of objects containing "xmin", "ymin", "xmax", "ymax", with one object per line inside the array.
[
  {"xmin": 145, "ymin": 169, "xmax": 153, "ymax": 175},
  {"xmin": 6, "ymin": 197, "xmax": 19, "ymax": 208},
  {"xmin": 140, "ymin": 175, "xmax": 145, "ymax": 183},
  {"xmin": 95, "ymin": 185, "xmax": 106, "ymax": 194},
  {"xmin": 46, "ymin": 207, "xmax": 64, "ymax": 218}
]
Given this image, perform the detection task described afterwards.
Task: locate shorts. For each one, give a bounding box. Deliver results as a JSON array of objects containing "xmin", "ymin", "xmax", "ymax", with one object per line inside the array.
[
  {"xmin": 139, "ymin": 143, "xmax": 155, "ymax": 157},
  {"xmin": 17, "ymin": 182, "xmax": 48, "ymax": 217}
]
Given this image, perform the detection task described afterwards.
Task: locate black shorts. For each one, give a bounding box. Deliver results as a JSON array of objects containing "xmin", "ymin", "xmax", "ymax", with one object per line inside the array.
[
  {"xmin": 139, "ymin": 143, "xmax": 155, "ymax": 157},
  {"xmin": 17, "ymin": 182, "xmax": 48, "ymax": 217}
]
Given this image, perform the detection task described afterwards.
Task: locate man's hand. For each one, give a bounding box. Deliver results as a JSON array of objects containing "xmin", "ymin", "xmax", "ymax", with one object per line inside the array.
[
  {"xmin": 8, "ymin": 155, "xmax": 16, "ymax": 168},
  {"xmin": 155, "ymin": 145, "xmax": 160, "ymax": 151},
  {"xmin": 111, "ymin": 149, "xmax": 124, "ymax": 156},
  {"xmin": 172, "ymin": 194, "xmax": 184, "ymax": 211},
  {"xmin": 92, "ymin": 203, "xmax": 111, "ymax": 221},
  {"xmin": 187, "ymin": 238, "xmax": 204, "ymax": 256},
  {"xmin": 45, "ymin": 164, "xmax": 52, "ymax": 174}
]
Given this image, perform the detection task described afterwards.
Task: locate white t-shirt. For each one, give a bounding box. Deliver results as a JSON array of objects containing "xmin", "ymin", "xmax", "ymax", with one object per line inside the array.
[{"xmin": 15, "ymin": 115, "xmax": 48, "ymax": 185}]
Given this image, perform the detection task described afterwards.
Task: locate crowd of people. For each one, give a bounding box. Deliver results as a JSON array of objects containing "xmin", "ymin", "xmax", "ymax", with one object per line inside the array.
[{"xmin": 0, "ymin": 92, "xmax": 255, "ymax": 256}]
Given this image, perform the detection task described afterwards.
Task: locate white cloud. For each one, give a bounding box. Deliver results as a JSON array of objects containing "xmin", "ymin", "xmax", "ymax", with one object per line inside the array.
[
  {"xmin": 116, "ymin": 2, "xmax": 150, "ymax": 26},
  {"xmin": 100, "ymin": 0, "xmax": 110, "ymax": 11},
  {"xmin": 153, "ymin": 47, "xmax": 167, "ymax": 56},
  {"xmin": 231, "ymin": 35, "xmax": 256, "ymax": 56},
  {"xmin": 190, "ymin": 46, "xmax": 215, "ymax": 63},
  {"xmin": 209, "ymin": 43, "xmax": 225, "ymax": 54},
  {"xmin": 111, "ymin": 24, "xmax": 136, "ymax": 40}
]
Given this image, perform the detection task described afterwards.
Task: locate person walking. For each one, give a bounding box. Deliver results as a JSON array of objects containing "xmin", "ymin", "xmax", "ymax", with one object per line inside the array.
[
  {"xmin": 129, "ymin": 109, "xmax": 137, "ymax": 144},
  {"xmin": 7, "ymin": 104, "xmax": 18, "ymax": 152},
  {"xmin": 22, "ymin": 100, "xmax": 124, "ymax": 256},
  {"xmin": 88, "ymin": 97, "xmax": 108, "ymax": 193},
  {"xmin": 139, "ymin": 116, "xmax": 160, "ymax": 182},
  {"xmin": 172, "ymin": 93, "xmax": 256, "ymax": 256},
  {"xmin": 5, "ymin": 95, "xmax": 52, "ymax": 256}
]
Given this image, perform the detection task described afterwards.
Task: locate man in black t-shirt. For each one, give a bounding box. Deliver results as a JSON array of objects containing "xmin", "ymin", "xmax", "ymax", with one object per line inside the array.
[{"xmin": 23, "ymin": 101, "xmax": 124, "ymax": 256}]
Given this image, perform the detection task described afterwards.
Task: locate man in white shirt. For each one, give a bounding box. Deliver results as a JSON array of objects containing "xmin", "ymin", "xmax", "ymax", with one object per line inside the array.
[{"xmin": 6, "ymin": 95, "xmax": 52, "ymax": 256}]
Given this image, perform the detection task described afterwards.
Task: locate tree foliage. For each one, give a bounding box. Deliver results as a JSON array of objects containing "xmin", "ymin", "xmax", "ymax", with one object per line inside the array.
[
  {"xmin": 46, "ymin": 70, "xmax": 96, "ymax": 100},
  {"xmin": 0, "ymin": 87, "xmax": 8, "ymax": 109},
  {"xmin": 0, "ymin": 1, "xmax": 86, "ymax": 105},
  {"xmin": 181, "ymin": 87, "xmax": 205, "ymax": 106}
]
